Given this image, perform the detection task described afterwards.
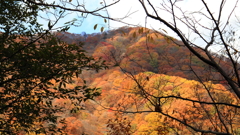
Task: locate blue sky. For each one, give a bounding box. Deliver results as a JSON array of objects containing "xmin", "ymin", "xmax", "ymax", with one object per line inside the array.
[
  {"xmin": 36, "ymin": 0, "xmax": 240, "ymax": 54},
  {"xmin": 41, "ymin": 13, "xmax": 107, "ymax": 34},
  {"xmin": 66, "ymin": 0, "xmax": 109, "ymax": 34},
  {"xmin": 38, "ymin": 0, "xmax": 109, "ymax": 34},
  {"xmin": 38, "ymin": 0, "xmax": 240, "ymax": 41},
  {"xmin": 67, "ymin": 14, "xmax": 107, "ymax": 34}
]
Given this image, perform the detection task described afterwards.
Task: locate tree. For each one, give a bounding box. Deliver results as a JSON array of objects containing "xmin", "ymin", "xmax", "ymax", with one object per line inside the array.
[
  {"xmin": 138, "ymin": 0, "xmax": 240, "ymax": 98},
  {"xmin": 3, "ymin": 0, "xmax": 240, "ymax": 134},
  {"xmin": 105, "ymin": 0, "xmax": 240, "ymax": 135},
  {"xmin": 0, "ymin": 0, "xmax": 109, "ymax": 134},
  {"xmin": 106, "ymin": 112, "xmax": 132, "ymax": 135},
  {"xmin": 130, "ymin": 112, "xmax": 169, "ymax": 135}
]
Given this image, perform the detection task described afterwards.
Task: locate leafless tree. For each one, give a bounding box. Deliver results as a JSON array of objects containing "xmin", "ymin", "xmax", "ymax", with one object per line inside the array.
[
  {"xmin": 111, "ymin": 0, "xmax": 240, "ymax": 134},
  {"xmin": 138, "ymin": 0, "xmax": 240, "ymax": 99},
  {"xmin": 93, "ymin": 0, "xmax": 240, "ymax": 134}
]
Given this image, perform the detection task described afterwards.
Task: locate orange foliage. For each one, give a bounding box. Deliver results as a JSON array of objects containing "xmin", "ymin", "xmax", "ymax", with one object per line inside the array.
[{"xmin": 47, "ymin": 27, "xmax": 240, "ymax": 134}]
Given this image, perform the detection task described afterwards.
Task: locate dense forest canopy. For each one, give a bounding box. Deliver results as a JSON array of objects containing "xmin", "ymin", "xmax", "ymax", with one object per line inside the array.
[
  {"xmin": 55, "ymin": 27, "xmax": 240, "ymax": 135},
  {"xmin": 1, "ymin": 0, "xmax": 240, "ymax": 135}
]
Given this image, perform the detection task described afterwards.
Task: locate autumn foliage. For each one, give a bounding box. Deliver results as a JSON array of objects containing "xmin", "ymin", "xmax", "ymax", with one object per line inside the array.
[{"xmin": 26, "ymin": 27, "xmax": 240, "ymax": 134}]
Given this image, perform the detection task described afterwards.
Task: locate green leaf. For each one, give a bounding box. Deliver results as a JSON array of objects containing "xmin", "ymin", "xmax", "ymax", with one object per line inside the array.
[{"xmin": 94, "ymin": 24, "xmax": 98, "ymax": 30}]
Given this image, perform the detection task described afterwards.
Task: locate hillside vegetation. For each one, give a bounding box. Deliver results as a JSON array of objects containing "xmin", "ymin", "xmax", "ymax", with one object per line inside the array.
[{"xmin": 52, "ymin": 27, "xmax": 239, "ymax": 135}]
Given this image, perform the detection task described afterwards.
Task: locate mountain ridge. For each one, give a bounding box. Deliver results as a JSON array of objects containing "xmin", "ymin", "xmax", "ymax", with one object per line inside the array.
[{"xmin": 50, "ymin": 26, "xmax": 239, "ymax": 134}]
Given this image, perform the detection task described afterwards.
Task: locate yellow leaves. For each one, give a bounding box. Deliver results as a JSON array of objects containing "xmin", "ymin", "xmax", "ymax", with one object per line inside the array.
[
  {"xmin": 133, "ymin": 113, "xmax": 144, "ymax": 123},
  {"xmin": 136, "ymin": 112, "xmax": 169, "ymax": 135},
  {"xmin": 112, "ymin": 78, "xmax": 123, "ymax": 87},
  {"xmin": 203, "ymin": 81, "xmax": 214, "ymax": 90},
  {"xmin": 144, "ymin": 112, "xmax": 162, "ymax": 122}
]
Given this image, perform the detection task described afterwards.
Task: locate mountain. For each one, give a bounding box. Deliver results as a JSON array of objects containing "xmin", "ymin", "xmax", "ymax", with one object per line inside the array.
[
  {"xmin": 53, "ymin": 27, "xmax": 239, "ymax": 134},
  {"xmin": 57, "ymin": 27, "xmax": 230, "ymax": 83}
]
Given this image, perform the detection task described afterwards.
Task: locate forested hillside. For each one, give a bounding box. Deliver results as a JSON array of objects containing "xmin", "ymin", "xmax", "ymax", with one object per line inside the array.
[
  {"xmin": 2, "ymin": 1, "xmax": 240, "ymax": 135},
  {"xmin": 51, "ymin": 27, "xmax": 240, "ymax": 135}
]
